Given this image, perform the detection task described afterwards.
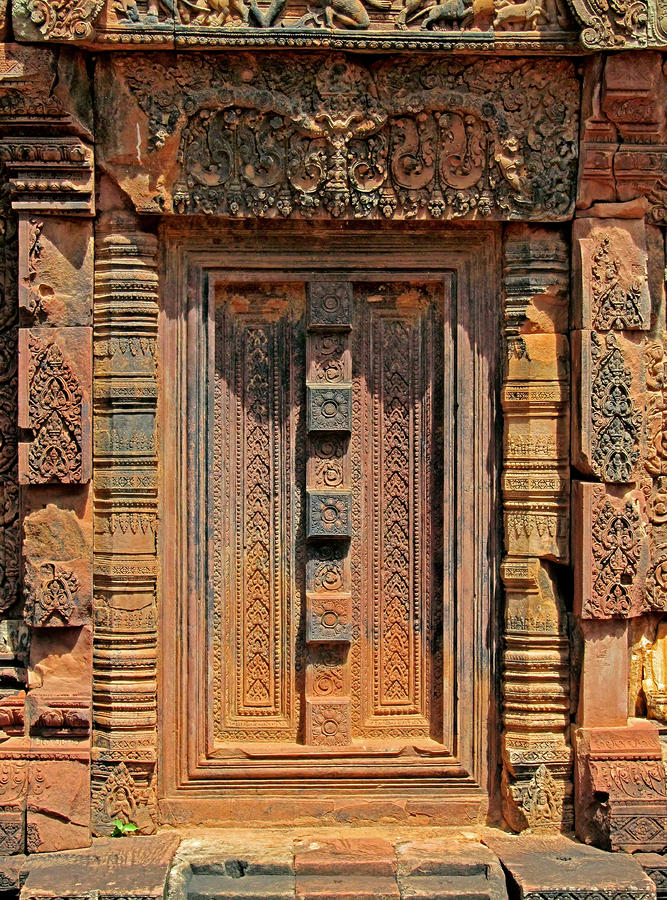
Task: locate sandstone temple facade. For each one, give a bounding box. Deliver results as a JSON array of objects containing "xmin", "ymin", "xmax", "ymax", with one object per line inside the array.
[{"xmin": 0, "ymin": 0, "xmax": 665, "ymax": 894}]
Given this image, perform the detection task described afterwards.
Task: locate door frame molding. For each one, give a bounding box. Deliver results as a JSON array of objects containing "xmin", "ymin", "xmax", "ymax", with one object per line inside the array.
[{"xmin": 158, "ymin": 221, "xmax": 501, "ymax": 825}]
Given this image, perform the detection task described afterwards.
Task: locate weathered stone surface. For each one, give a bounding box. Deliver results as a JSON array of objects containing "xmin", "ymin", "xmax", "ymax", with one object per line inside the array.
[
  {"xmin": 0, "ymin": 757, "xmax": 28, "ymax": 854},
  {"xmin": 0, "ymin": 852, "xmax": 25, "ymax": 892},
  {"xmin": 573, "ymin": 482, "xmax": 649, "ymax": 620},
  {"xmin": 27, "ymin": 757, "xmax": 90, "ymax": 853},
  {"xmin": 501, "ymin": 558, "xmax": 572, "ymax": 832},
  {"xmin": 18, "ymin": 217, "xmax": 93, "ymax": 328},
  {"xmin": 23, "ymin": 502, "xmax": 92, "ymax": 628},
  {"xmin": 295, "ymin": 875, "xmax": 400, "ymax": 900},
  {"xmin": 576, "ymin": 619, "xmax": 629, "ymax": 727},
  {"xmin": 484, "ymin": 833, "xmax": 656, "ymax": 898},
  {"xmin": 396, "ymin": 839, "xmax": 507, "ymax": 900},
  {"xmin": 575, "ymin": 719, "xmax": 667, "ymax": 852},
  {"xmin": 96, "ymin": 54, "xmax": 578, "ymax": 221},
  {"xmin": 21, "ymin": 834, "xmax": 181, "ymax": 898},
  {"xmin": 294, "ymin": 838, "xmax": 395, "ymax": 877},
  {"xmin": 188, "ymin": 873, "xmax": 295, "ymax": 900},
  {"xmin": 573, "ymin": 219, "xmax": 651, "ymax": 332},
  {"xmin": 578, "ymin": 54, "xmax": 667, "ymax": 223},
  {"xmin": 18, "ymin": 329, "xmax": 92, "ymax": 486},
  {"xmin": 638, "ymin": 853, "xmax": 667, "ymax": 899}
]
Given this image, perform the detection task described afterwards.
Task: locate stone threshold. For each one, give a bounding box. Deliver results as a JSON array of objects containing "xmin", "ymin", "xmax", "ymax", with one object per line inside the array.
[{"xmin": 0, "ymin": 827, "xmax": 662, "ymax": 900}]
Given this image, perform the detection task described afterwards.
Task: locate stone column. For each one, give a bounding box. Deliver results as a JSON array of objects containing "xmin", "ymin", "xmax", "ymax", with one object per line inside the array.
[
  {"xmin": 501, "ymin": 225, "xmax": 573, "ymax": 831},
  {"xmin": 91, "ymin": 208, "xmax": 159, "ymax": 836}
]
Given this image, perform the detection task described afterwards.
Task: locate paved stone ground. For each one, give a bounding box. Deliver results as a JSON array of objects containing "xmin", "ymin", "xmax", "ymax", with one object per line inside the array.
[{"xmin": 0, "ymin": 827, "xmax": 660, "ymax": 900}]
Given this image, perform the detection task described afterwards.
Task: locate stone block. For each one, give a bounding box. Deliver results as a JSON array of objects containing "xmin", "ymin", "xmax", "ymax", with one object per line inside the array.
[
  {"xmin": 307, "ymin": 493, "xmax": 352, "ymax": 539},
  {"xmin": 294, "ymin": 838, "xmax": 395, "ymax": 877},
  {"xmin": 573, "ymin": 218, "xmax": 651, "ymax": 331},
  {"xmin": 0, "ymin": 853, "xmax": 25, "ymax": 892},
  {"xmin": 573, "ymin": 481, "xmax": 649, "ymax": 619},
  {"xmin": 188, "ymin": 873, "xmax": 295, "ymax": 899},
  {"xmin": 29, "ymin": 625, "xmax": 92, "ymax": 699},
  {"xmin": 638, "ymin": 853, "xmax": 667, "ymax": 900},
  {"xmin": 307, "ymin": 387, "xmax": 352, "ymax": 432},
  {"xmin": 18, "ymin": 217, "xmax": 93, "ymax": 327},
  {"xmin": 505, "ymin": 334, "xmax": 570, "ymax": 383},
  {"xmin": 0, "ymin": 757, "xmax": 28, "ymax": 855},
  {"xmin": 305, "ymin": 700, "xmax": 351, "ymax": 746},
  {"xmin": 20, "ymin": 834, "xmax": 181, "ymax": 898},
  {"xmin": 18, "ymin": 329, "xmax": 92, "ymax": 485},
  {"xmin": 575, "ymin": 719, "xmax": 667, "ymax": 852},
  {"xmin": 571, "ymin": 329, "xmax": 644, "ymax": 483},
  {"xmin": 27, "ymin": 695, "xmax": 90, "ymax": 739},
  {"xmin": 295, "ymin": 875, "xmax": 399, "ymax": 900},
  {"xmin": 306, "ymin": 593, "xmax": 352, "ymax": 643},
  {"xmin": 27, "ymin": 757, "xmax": 90, "ymax": 853},
  {"xmin": 576, "ymin": 618, "xmax": 629, "ymax": 727},
  {"xmin": 0, "ymin": 693, "xmax": 25, "ymax": 740},
  {"xmin": 308, "ymin": 283, "xmax": 352, "ymax": 330},
  {"xmin": 395, "ymin": 839, "xmax": 507, "ymax": 900},
  {"xmin": 483, "ymin": 833, "xmax": 656, "ymax": 899}
]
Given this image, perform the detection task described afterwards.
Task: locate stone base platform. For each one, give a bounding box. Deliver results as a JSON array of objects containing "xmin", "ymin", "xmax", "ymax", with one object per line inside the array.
[{"xmin": 0, "ymin": 828, "xmax": 660, "ymax": 900}]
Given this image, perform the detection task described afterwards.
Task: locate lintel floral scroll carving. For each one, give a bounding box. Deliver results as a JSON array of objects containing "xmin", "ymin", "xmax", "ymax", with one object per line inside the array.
[{"xmin": 104, "ymin": 53, "xmax": 579, "ymax": 222}]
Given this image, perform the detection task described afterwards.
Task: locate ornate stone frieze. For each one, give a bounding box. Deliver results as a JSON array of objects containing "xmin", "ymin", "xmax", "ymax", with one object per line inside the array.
[
  {"xmin": 568, "ymin": 0, "xmax": 648, "ymax": 47},
  {"xmin": 11, "ymin": 0, "xmax": 582, "ymax": 49},
  {"xmin": 573, "ymin": 482, "xmax": 649, "ymax": 620},
  {"xmin": 93, "ymin": 213, "xmax": 158, "ymax": 835},
  {"xmin": 96, "ymin": 53, "xmax": 579, "ymax": 222},
  {"xmin": 575, "ymin": 720, "xmax": 667, "ymax": 852}
]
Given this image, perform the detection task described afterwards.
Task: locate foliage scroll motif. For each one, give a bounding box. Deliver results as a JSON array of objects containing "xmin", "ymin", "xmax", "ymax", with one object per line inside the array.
[
  {"xmin": 114, "ymin": 53, "xmax": 579, "ymax": 222},
  {"xmin": 591, "ymin": 332, "xmax": 642, "ymax": 484}
]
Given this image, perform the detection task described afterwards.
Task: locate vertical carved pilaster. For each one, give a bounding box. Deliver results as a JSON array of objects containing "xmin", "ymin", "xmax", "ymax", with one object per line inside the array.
[
  {"xmin": 92, "ymin": 213, "xmax": 158, "ymax": 835},
  {"xmin": 501, "ymin": 225, "xmax": 573, "ymax": 831},
  {"xmin": 305, "ymin": 282, "xmax": 353, "ymax": 745}
]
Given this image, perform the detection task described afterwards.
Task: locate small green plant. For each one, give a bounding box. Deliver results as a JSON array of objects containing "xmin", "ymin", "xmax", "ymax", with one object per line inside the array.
[{"xmin": 111, "ymin": 819, "xmax": 138, "ymax": 837}]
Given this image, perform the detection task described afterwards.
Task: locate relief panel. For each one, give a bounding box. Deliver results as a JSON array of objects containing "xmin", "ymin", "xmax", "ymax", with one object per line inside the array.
[{"xmin": 213, "ymin": 284, "xmax": 306, "ymax": 740}]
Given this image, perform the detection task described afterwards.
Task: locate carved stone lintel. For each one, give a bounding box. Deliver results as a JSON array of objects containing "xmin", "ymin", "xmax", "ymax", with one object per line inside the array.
[
  {"xmin": 574, "ymin": 482, "xmax": 649, "ymax": 620},
  {"xmin": 96, "ymin": 54, "xmax": 579, "ymax": 222},
  {"xmin": 575, "ymin": 719, "xmax": 667, "ymax": 852}
]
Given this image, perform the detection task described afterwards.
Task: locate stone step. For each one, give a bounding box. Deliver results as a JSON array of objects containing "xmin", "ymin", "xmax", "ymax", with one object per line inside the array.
[
  {"xmin": 398, "ymin": 873, "xmax": 503, "ymax": 900},
  {"xmin": 187, "ymin": 872, "xmax": 296, "ymax": 900}
]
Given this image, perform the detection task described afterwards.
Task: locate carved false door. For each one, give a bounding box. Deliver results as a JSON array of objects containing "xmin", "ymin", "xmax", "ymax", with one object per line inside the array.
[{"xmin": 213, "ymin": 275, "xmax": 448, "ymax": 752}]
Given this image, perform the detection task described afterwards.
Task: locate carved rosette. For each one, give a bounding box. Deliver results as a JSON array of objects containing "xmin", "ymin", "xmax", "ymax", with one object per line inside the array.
[
  {"xmin": 305, "ymin": 281, "xmax": 353, "ymax": 746},
  {"xmin": 92, "ymin": 214, "xmax": 158, "ymax": 835},
  {"xmin": 501, "ymin": 226, "xmax": 572, "ymax": 832}
]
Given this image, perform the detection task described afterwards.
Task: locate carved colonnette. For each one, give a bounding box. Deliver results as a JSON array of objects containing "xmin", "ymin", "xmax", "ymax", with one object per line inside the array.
[
  {"xmin": 92, "ymin": 211, "xmax": 159, "ymax": 835},
  {"xmin": 0, "ymin": 42, "xmax": 95, "ymax": 853},
  {"xmin": 501, "ymin": 225, "xmax": 572, "ymax": 832}
]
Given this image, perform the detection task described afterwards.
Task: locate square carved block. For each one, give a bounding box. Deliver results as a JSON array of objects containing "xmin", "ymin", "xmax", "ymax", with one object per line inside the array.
[
  {"xmin": 307, "ymin": 592, "xmax": 352, "ymax": 643},
  {"xmin": 307, "ymin": 282, "xmax": 352, "ymax": 330},
  {"xmin": 307, "ymin": 386, "xmax": 352, "ymax": 432},
  {"xmin": 307, "ymin": 492, "xmax": 352, "ymax": 539},
  {"xmin": 306, "ymin": 699, "xmax": 351, "ymax": 746}
]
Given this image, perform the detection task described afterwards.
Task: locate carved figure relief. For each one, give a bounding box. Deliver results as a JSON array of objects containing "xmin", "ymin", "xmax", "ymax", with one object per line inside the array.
[
  {"xmin": 590, "ymin": 332, "xmax": 641, "ymax": 483},
  {"xmin": 590, "ymin": 234, "xmax": 649, "ymax": 331},
  {"xmin": 102, "ymin": 54, "xmax": 578, "ymax": 221},
  {"xmin": 23, "ymin": 337, "xmax": 84, "ymax": 484}
]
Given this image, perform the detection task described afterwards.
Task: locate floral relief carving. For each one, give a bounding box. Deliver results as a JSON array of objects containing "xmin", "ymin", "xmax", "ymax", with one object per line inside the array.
[
  {"xmin": 108, "ymin": 53, "xmax": 579, "ymax": 222},
  {"xmin": 24, "ymin": 337, "xmax": 84, "ymax": 484},
  {"xmin": 590, "ymin": 234, "xmax": 649, "ymax": 332},
  {"xmin": 590, "ymin": 332, "xmax": 641, "ymax": 483}
]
